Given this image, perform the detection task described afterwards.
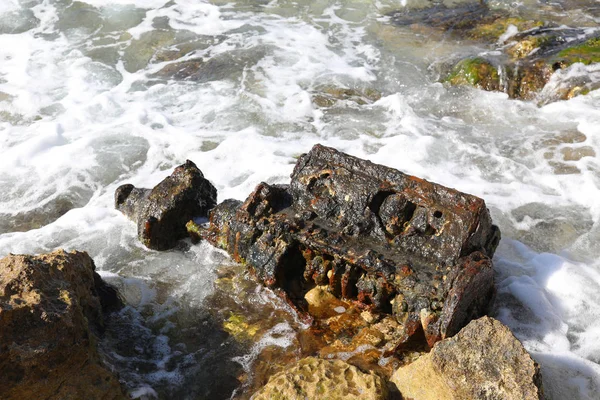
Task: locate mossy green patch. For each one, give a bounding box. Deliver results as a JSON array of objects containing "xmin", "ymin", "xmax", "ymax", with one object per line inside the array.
[
  {"xmin": 556, "ymin": 36, "xmax": 600, "ymax": 66},
  {"xmin": 445, "ymin": 57, "xmax": 500, "ymax": 91},
  {"xmin": 223, "ymin": 313, "xmax": 260, "ymax": 341},
  {"xmin": 468, "ymin": 17, "xmax": 544, "ymax": 42}
]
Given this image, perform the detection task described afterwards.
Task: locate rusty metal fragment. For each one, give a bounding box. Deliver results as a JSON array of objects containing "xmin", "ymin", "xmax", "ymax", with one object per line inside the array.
[
  {"xmin": 115, "ymin": 160, "xmax": 217, "ymax": 250},
  {"xmin": 201, "ymin": 144, "xmax": 500, "ymax": 348}
]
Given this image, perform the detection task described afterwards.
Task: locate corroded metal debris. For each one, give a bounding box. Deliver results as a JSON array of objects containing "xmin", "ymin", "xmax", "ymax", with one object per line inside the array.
[
  {"xmin": 199, "ymin": 145, "xmax": 500, "ymax": 348},
  {"xmin": 115, "ymin": 160, "xmax": 217, "ymax": 250}
]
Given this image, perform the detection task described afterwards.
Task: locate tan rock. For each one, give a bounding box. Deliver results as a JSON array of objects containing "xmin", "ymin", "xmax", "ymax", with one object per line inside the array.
[
  {"xmin": 0, "ymin": 249, "xmax": 125, "ymax": 400},
  {"xmin": 304, "ymin": 285, "xmax": 349, "ymax": 318},
  {"xmin": 251, "ymin": 357, "xmax": 388, "ymax": 400},
  {"xmin": 391, "ymin": 316, "xmax": 544, "ymax": 400}
]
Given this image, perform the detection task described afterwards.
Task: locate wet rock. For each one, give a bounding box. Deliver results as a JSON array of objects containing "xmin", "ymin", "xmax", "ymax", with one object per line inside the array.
[
  {"xmin": 200, "ymin": 144, "xmax": 500, "ymax": 348},
  {"xmin": 311, "ymin": 85, "xmax": 381, "ymax": 108},
  {"xmin": 443, "ymin": 21, "xmax": 600, "ymax": 101},
  {"xmin": 55, "ymin": 1, "xmax": 103, "ymax": 35},
  {"xmin": 151, "ymin": 47, "xmax": 268, "ymax": 83},
  {"xmin": 122, "ymin": 30, "xmax": 177, "ymax": 73},
  {"xmin": 0, "ymin": 8, "xmax": 40, "ymax": 34},
  {"xmin": 390, "ymin": 316, "xmax": 544, "ymax": 400},
  {"xmin": 467, "ymin": 17, "xmax": 545, "ymax": 43},
  {"xmin": 445, "ymin": 57, "xmax": 500, "ymax": 91},
  {"xmin": 251, "ymin": 357, "xmax": 389, "ymax": 400},
  {"xmin": 115, "ymin": 160, "xmax": 217, "ymax": 250},
  {"xmin": 390, "ymin": 2, "xmax": 493, "ymax": 32},
  {"xmin": 0, "ymin": 249, "xmax": 124, "ymax": 400}
]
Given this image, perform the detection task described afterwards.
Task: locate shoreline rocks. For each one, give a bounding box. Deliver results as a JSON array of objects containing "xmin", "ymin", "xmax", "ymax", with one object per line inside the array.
[
  {"xmin": 387, "ymin": 2, "xmax": 600, "ymax": 102},
  {"xmin": 107, "ymin": 146, "xmax": 548, "ymax": 400},
  {"xmin": 0, "ymin": 249, "xmax": 124, "ymax": 400}
]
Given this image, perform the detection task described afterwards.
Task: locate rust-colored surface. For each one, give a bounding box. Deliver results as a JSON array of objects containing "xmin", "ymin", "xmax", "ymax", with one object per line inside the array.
[{"xmin": 201, "ymin": 144, "xmax": 500, "ymax": 349}]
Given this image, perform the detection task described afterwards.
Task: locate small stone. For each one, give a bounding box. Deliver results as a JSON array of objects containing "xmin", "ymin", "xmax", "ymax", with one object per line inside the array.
[{"xmin": 561, "ymin": 146, "xmax": 595, "ymax": 161}]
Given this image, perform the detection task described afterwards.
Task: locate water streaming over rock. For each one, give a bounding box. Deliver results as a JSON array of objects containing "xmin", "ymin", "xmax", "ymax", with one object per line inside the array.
[{"xmin": 1, "ymin": 0, "xmax": 600, "ymax": 398}]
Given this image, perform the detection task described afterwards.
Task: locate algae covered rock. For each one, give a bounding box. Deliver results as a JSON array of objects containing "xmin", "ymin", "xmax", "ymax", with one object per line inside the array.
[
  {"xmin": 115, "ymin": 160, "xmax": 217, "ymax": 250},
  {"xmin": 391, "ymin": 316, "xmax": 544, "ymax": 400},
  {"xmin": 251, "ymin": 357, "xmax": 388, "ymax": 400},
  {"xmin": 443, "ymin": 22, "xmax": 600, "ymax": 101},
  {"xmin": 200, "ymin": 144, "xmax": 500, "ymax": 349},
  {"xmin": 0, "ymin": 249, "xmax": 124, "ymax": 400},
  {"xmin": 445, "ymin": 57, "xmax": 500, "ymax": 91}
]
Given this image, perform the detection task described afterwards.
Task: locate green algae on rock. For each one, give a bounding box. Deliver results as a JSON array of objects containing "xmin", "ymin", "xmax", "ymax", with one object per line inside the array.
[
  {"xmin": 554, "ymin": 36, "xmax": 600, "ymax": 66},
  {"xmin": 445, "ymin": 57, "xmax": 500, "ymax": 91},
  {"xmin": 444, "ymin": 29, "xmax": 600, "ymax": 101}
]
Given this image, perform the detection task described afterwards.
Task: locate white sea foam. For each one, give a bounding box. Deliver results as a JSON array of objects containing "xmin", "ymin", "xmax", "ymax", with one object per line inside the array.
[{"xmin": 1, "ymin": 0, "xmax": 600, "ymax": 398}]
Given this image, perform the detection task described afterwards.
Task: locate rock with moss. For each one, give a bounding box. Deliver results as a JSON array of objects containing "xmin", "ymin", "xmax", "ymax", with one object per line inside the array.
[
  {"xmin": 553, "ymin": 36, "xmax": 600, "ymax": 66},
  {"xmin": 467, "ymin": 17, "xmax": 545, "ymax": 43},
  {"xmin": 445, "ymin": 28, "xmax": 600, "ymax": 101},
  {"xmin": 251, "ymin": 357, "xmax": 389, "ymax": 400},
  {"xmin": 0, "ymin": 250, "xmax": 124, "ymax": 400},
  {"xmin": 115, "ymin": 160, "xmax": 217, "ymax": 250},
  {"xmin": 445, "ymin": 57, "xmax": 500, "ymax": 91},
  {"xmin": 391, "ymin": 316, "xmax": 544, "ymax": 400}
]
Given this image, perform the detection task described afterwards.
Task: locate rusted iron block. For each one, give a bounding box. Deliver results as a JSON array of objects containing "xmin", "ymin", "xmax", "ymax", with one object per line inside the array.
[
  {"xmin": 201, "ymin": 145, "xmax": 500, "ymax": 348},
  {"xmin": 115, "ymin": 160, "xmax": 217, "ymax": 250}
]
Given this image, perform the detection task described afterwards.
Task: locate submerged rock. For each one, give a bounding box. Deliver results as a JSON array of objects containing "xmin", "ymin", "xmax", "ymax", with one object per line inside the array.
[
  {"xmin": 115, "ymin": 160, "xmax": 217, "ymax": 250},
  {"xmin": 0, "ymin": 249, "xmax": 124, "ymax": 400},
  {"xmin": 199, "ymin": 144, "xmax": 500, "ymax": 349},
  {"xmin": 390, "ymin": 316, "xmax": 544, "ymax": 400},
  {"xmin": 387, "ymin": 1, "xmax": 600, "ymax": 101},
  {"xmin": 251, "ymin": 357, "xmax": 389, "ymax": 400},
  {"xmin": 151, "ymin": 47, "xmax": 268, "ymax": 83},
  {"xmin": 311, "ymin": 85, "xmax": 382, "ymax": 108},
  {"xmin": 442, "ymin": 21, "xmax": 600, "ymax": 101}
]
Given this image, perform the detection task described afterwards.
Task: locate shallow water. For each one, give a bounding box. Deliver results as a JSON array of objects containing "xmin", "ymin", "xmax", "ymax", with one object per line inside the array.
[{"xmin": 1, "ymin": 0, "xmax": 600, "ymax": 398}]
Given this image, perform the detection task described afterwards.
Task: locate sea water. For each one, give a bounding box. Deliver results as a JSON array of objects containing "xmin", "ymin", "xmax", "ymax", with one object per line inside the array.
[{"xmin": 0, "ymin": 0, "xmax": 599, "ymax": 398}]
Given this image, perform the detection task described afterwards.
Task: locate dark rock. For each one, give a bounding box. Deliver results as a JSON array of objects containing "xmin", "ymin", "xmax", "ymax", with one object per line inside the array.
[
  {"xmin": 199, "ymin": 145, "xmax": 500, "ymax": 348},
  {"xmin": 390, "ymin": 3, "xmax": 494, "ymax": 32},
  {"xmin": 0, "ymin": 249, "xmax": 125, "ymax": 400},
  {"xmin": 115, "ymin": 160, "xmax": 217, "ymax": 250}
]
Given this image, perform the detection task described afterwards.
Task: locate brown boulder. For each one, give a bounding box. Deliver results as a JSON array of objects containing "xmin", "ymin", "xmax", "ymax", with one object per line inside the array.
[
  {"xmin": 0, "ymin": 249, "xmax": 124, "ymax": 400},
  {"xmin": 391, "ymin": 316, "xmax": 544, "ymax": 400}
]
